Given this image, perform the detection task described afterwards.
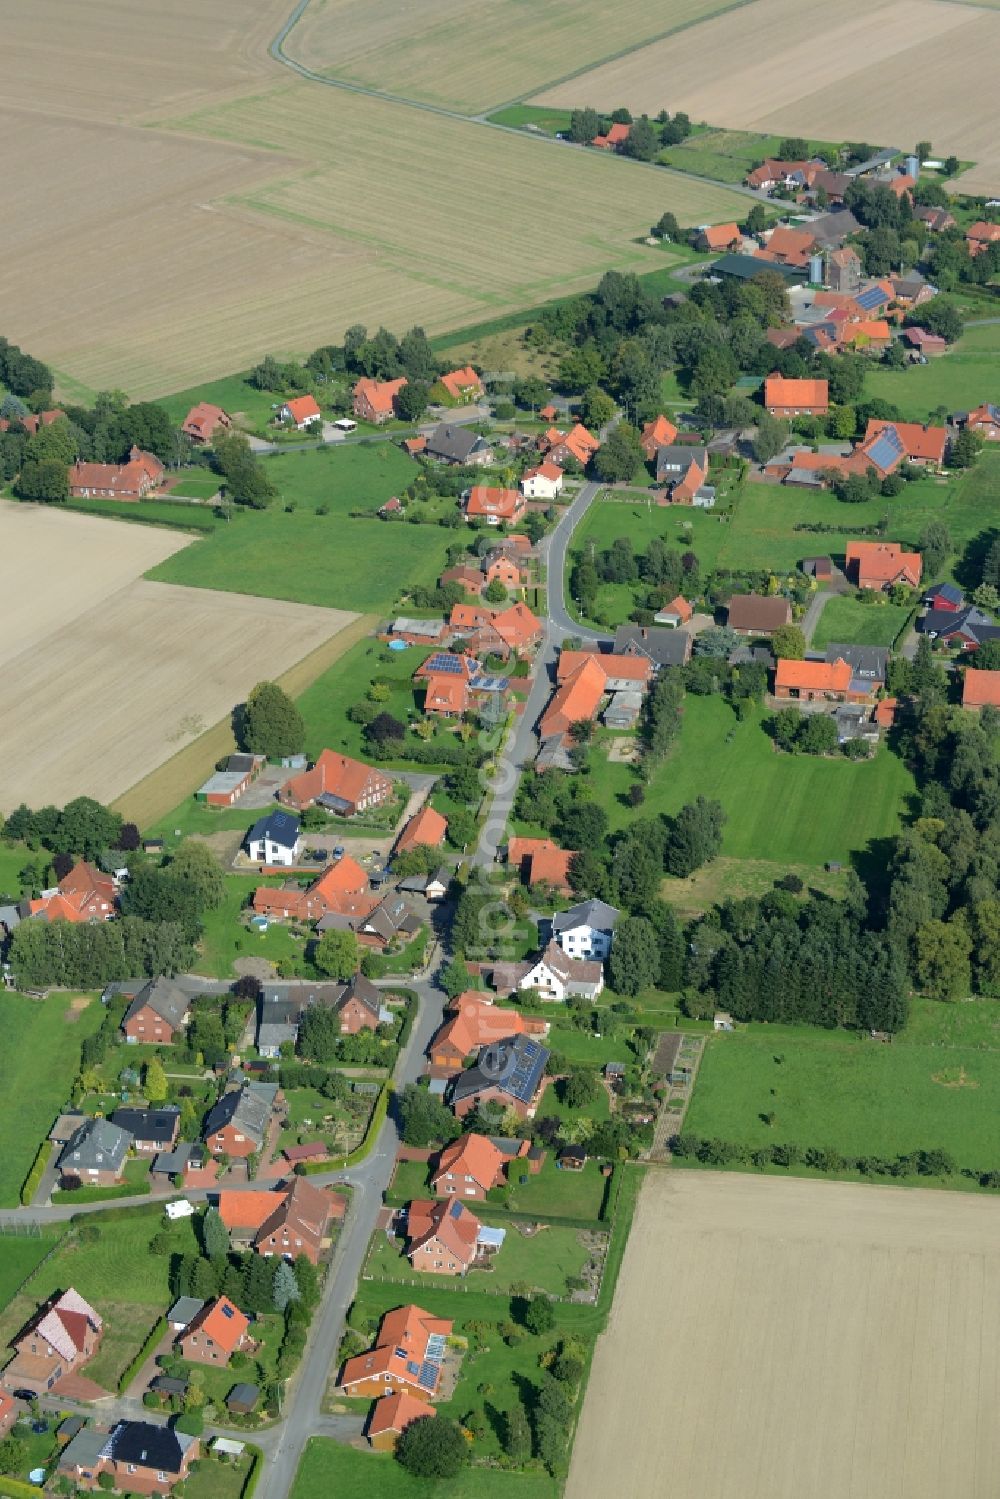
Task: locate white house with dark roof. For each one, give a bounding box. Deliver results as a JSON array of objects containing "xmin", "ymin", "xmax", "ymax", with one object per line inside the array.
[
  {"xmin": 519, "ymin": 941, "xmax": 604, "ymax": 1002},
  {"xmin": 246, "ymin": 810, "xmax": 302, "ymax": 867},
  {"xmin": 551, "ymin": 898, "xmax": 620, "ymax": 961}
]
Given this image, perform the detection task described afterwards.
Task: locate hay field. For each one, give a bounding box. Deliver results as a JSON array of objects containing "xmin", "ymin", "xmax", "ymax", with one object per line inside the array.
[
  {"xmin": 284, "ymin": 0, "xmax": 742, "ymax": 114},
  {"xmin": 0, "ymin": 506, "xmax": 356, "ymax": 809},
  {"xmin": 535, "ymin": 0, "xmax": 1000, "ymax": 193},
  {"xmin": 570, "ymin": 1171, "xmax": 1000, "ymax": 1499}
]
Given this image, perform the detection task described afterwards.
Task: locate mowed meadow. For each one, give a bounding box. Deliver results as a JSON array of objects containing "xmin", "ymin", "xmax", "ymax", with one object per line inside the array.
[{"xmin": 535, "ymin": 0, "xmax": 1000, "ymax": 193}]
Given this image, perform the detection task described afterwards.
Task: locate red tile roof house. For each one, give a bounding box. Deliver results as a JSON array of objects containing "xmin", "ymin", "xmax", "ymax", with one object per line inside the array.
[
  {"xmin": 181, "ymin": 402, "xmax": 231, "ymax": 443},
  {"xmin": 218, "ymin": 1177, "xmax": 342, "ymax": 1263},
  {"xmin": 483, "ymin": 551, "xmax": 522, "ymax": 589},
  {"xmin": 352, "ymin": 377, "xmax": 407, "ymax": 424},
  {"xmin": 655, "ymin": 595, "xmax": 693, "ymax": 628},
  {"xmin": 745, "ymin": 158, "xmax": 823, "ymax": 191},
  {"xmin": 439, "ymin": 366, "xmax": 484, "ymax": 402},
  {"xmin": 0, "ymin": 407, "xmax": 65, "ymax": 436},
  {"xmin": 591, "ymin": 121, "xmax": 631, "ymax": 150},
  {"xmin": 964, "ymin": 404, "xmax": 1000, "ymax": 441},
  {"xmin": 253, "ymin": 851, "xmax": 373, "ymax": 923},
  {"xmin": 338, "ymin": 1304, "xmax": 453, "ymax": 1400},
  {"xmin": 430, "ymin": 1132, "xmax": 513, "ymax": 1199},
  {"xmin": 755, "ymin": 225, "xmax": 816, "ymax": 268},
  {"xmin": 68, "ymin": 445, "xmax": 164, "ymax": 500},
  {"xmin": 122, "ymin": 977, "xmax": 190, "ymax": 1044},
  {"xmin": 428, "ymin": 991, "xmax": 549, "ymax": 1071},
  {"xmin": 178, "ymin": 1297, "xmax": 251, "ymax": 1366},
  {"xmin": 861, "ymin": 419, "xmax": 948, "ymax": 472},
  {"xmin": 539, "ymin": 653, "xmax": 608, "ymax": 743},
  {"xmin": 773, "ymin": 657, "xmax": 852, "ymax": 702},
  {"xmin": 640, "ymin": 415, "xmax": 678, "ymax": 458},
  {"xmin": 367, "ymin": 1392, "xmax": 435, "ymax": 1451},
  {"xmin": 764, "ymin": 374, "xmax": 829, "ymax": 416},
  {"xmin": 439, "ymin": 563, "xmax": 485, "ymax": 595},
  {"xmin": 962, "ymin": 668, "xmax": 1000, "ymax": 711},
  {"xmin": 29, "ymin": 859, "xmax": 117, "ymax": 924},
  {"xmin": 2, "ymin": 1289, "xmax": 103, "ymax": 1396},
  {"xmin": 464, "ymin": 485, "xmax": 526, "ymax": 526},
  {"xmin": 405, "ymin": 1199, "xmax": 481, "ymax": 1275},
  {"xmin": 845, "ymin": 541, "xmax": 922, "ymax": 591},
  {"xmin": 278, "ymin": 394, "xmax": 322, "ymax": 430},
  {"xmin": 696, "ymin": 223, "xmax": 742, "ymax": 253},
  {"xmin": 520, "ymin": 461, "xmax": 564, "ymax": 500},
  {"xmin": 966, "ymin": 222, "xmax": 1000, "ymax": 257},
  {"xmin": 396, "ymin": 805, "xmax": 448, "ymax": 854},
  {"xmin": 506, "ymin": 836, "xmax": 577, "ymax": 895},
  {"xmin": 280, "ymin": 749, "xmax": 393, "ymax": 816},
  {"xmin": 727, "ymin": 594, "xmax": 792, "ymax": 635},
  {"xmin": 543, "ymin": 423, "xmax": 600, "ymax": 468}
]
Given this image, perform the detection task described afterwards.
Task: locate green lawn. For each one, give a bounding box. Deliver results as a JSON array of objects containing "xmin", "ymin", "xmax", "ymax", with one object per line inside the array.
[
  {"xmin": 197, "ymin": 876, "xmax": 313, "ymax": 980},
  {"xmin": 811, "ymin": 592, "xmax": 911, "ymax": 649},
  {"xmin": 295, "ymin": 637, "xmax": 443, "ymax": 762},
  {"xmin": 167, "ymin": 473, "xmax": 221, "ymax": 500},
  {"xmin": 293, "ymin": 1438, "xmax": 558, "ymax": 1499},
  {"xmin": 0, "ymin": 841, "xmax": 31, "ymax": 900},
  {"xmin": 64, "ymin": 498, "xmax": 218, "ymax": 533},
  {"xmin": 686, "ymin": 998, "xmax": 1000, "ymax": 1167},
  {"xmin": 146, "ymin": 445, "xmax": 451, "ymax": 612},
  {"xmin": 865, "ymin": 323, "xmax": 1000, "ymax": 420},
  {"xmin": 389, "ymin": 1153, "xmax": 607, "ymax": 1220},
  {"xmin": 0, "ymin": 1206, "xmax": 199, "ymax": 1389},
  {"xmin": 0, "ymin": 1233, "xmax": 65, "ymax": 1314},
  {"xmin": 185, "ymin": 1450, "xmax": 255, "ymax": 1499},
  {"xmin": 487, "ymin": 104, "xmax": 573, "ymax": 137},
  {"xmin": 589, "ymin": 695, "xmax": 914, "ymax": 863},
  {"xmin": 658, "ymin": 129, "xmax": 792, "ymax": 184},
  {"xmin": 366, "ymin": 1216, "xmax": 590, "ymax": 1297},
  {"xmin": 156, "ymin": 372, "xmax": 288, "ymax": 430},
  {"xmin": 0, "ymin": 993, "xmax": 104, "ymax": 1207}
]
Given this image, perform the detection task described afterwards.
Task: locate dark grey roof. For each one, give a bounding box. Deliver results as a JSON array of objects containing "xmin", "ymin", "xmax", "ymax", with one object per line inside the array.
[
  {"xmin": 247, "ymin": 810, "xmax": 301, "ymax": 850},
  {"xmin": 926, "ymin": 582, "xmax": 963, "ymax": 606},
  {"xmin": 614, "ymin": 625, "xmax": 690, "ymax": 669},
  {"xmin": 123, "ymin": 976, "xmax": 189, "ymax": 1031},
  {"xmin": 61, "ymin": 1427, "xmax": 110, "ymax": 1471},
  {"xmin": 920, "ymin": 606, "xmax": 1000, "ymax": 645},
  {"xmin": 823, "ymin": 644, "xmax": 888, "ymax": 680},
  {"xmin": 710, "ymin": 253, "xmax": 804, "ymax": 283},
  {"xmin": 227, "ymin": 754, "xmax": 257, "ymax": 774},
  {"xmin": 426, "ymin": 422, "xmax": 490, "ymax": 463},
  {"xmin": 337, "ymin": 973, "xmax": 382, "ymax": 1019},
  {"xmin": 203, "ymin": 1084, "xmax": 277, "ymax": 1148},
  {"xmin": 110, "ymin": 1107, "xmax": 179, "ymax": 1146},
  {"xmin": 360, "ymin": 895, "xmax": 420, "ymax": 943},
  {"xmin": 108, "ymin": 1421, "xmax": 195, "ymax": 1474},
  {"xmin": 552, "ymin": 898, "xmax": 620, "ymax": 936},
  {"xmin": 655, "ymin": 444, "xmax": 708, "ymax": 479},
  {"xmin": 807, "ymin": 209, "xmax": 861, "ymax": 247},
  {"xmin": 168, "ymin": 1297, "xmax": 205, "ymax": 1327},
  {"xmin": 150, "ymin": 1376, "xmax": 189, "ymax": 1396},
  {"xmin": 151, "ymin": 1142, "xmax": 204, "ymax": 1174},
  {"xmin": 449, "ymin": 1034, "xmax": 550, "ymax": 1107},
  {"xmin": 227, "ymin": 1383, "xmax": 260, "ymax": 1408},
  {"xmin": 59, "ymin": 1118, "xmax": 130, "ymax": 1173}
]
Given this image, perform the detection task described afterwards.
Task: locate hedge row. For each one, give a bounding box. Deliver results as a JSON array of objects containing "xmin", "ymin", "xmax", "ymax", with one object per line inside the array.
[
  {"xmin": 671, "ymin": 1132, "xmax": 1000, "ymax": 1187},
  {"xmin": 20, "ymin": 1140, "xmax": 52, "ymax": 1206},
  {"xmin": 240, "ymin": 1445, "xmax": 265, "ymax": 1499},
  {"xmin": 118, "ymin": 1317, "xmax": 167, "ymax": 1394}
]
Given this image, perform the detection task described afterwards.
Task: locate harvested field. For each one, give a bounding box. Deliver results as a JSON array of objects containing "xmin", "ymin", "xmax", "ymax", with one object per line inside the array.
[
  {"xmin": 283, "ymin": 0, "xmax": 745, "ymax": 114},
  {"xmin": 570, "ymin": 1171, "xmax": 1000, "ymax": 1499},
  {"xmin": 535, "ymin": 0, "xmax": 1000, "ymax": 193},
  {"xmin": 0, "ymin": 505, "xmax": 356, "ymax": 809}
]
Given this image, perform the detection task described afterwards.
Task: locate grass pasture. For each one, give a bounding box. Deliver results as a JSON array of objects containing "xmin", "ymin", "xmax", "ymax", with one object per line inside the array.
[
  {"xmin": 811, "ymin": 592, "xmax": 911, "ymax": 649},
  {"xmin": 589, "ymin": 695, "xmax": 914, "ymax": 864},
  {"xmin": 0, "ymin": 1234, "xmax": 66, "ymax": 1316},
  {"xmin": 0, "ymin": 993, "xmax": 103, "ymax": 1209},
  {"xmin": 686, "ymin": 998, "xmax": 1000, "ymax": 1165},
  {"xmin": 865, "ymin": 323, "xmax": 1000, "ymax": 420},
  {"xmin": 534, "ymin": 0, "xmax": 1000, "ymax": 194},
  {"xmin": 569, "ymin": 1170, "xmax": 1000, "ymax": 1499},
  {"xmin": 293, "ymin": 1439, "xmax": 557, "ymax": 1499}
]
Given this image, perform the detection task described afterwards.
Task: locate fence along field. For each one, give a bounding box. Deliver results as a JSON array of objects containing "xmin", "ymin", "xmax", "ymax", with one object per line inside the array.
[
  {"xmin": 0, "ymin": 505, "xmax": 357, "ymax": 810},
  {"xmin": 571, "ymin": 1171, "xmax": 1000, "ymax": 1499},
  {"xmin": 534, "ymin": 0, "xmax": 1000, "ymax": 193},
  {"xmin": 283, "ymin": 0, "xmax": 746, "ymax": 114}
]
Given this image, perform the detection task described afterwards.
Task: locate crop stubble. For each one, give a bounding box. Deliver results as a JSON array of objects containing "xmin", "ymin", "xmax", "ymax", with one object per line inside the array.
[{"xmin": 570, "ymin": 1170, "xmax": 1000, "ymax": 1499}]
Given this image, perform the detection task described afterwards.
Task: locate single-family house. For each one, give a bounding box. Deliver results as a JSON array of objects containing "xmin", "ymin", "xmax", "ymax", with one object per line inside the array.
[
  {"xmin": 518, "ymin": 941, "xmax": 604, "ymax": 1003},
  {"xmin": 68, "ymin": 446, "xmax": 164, "ymax": 500},
  {"xmin": 280, "ymin": 749, "xmax": 393, "ymax": 816},
  {"xmin": 278, "ymin": 395, "xmax": 322, "ymax": 430},
  {"xmin": 405, "ymin": 1199, "xmax": 481, "ymax": 1276},
  {"xmin": 178, "ymin": 1297, "xmax": 251, "ymax": 1366},
  {"xmin": 182, "ymin": 403, "xmax": 231, "ymax": 444},
  {"xmin": 964, "ymin": 404, "xmax": 1000, "ymax": 442},
  {"xmin": 246, "ymin": 809, "xmax": 302, "ymax": 867},
  {"xmin": 962, "ymin": 668, "xmax": 1000, "ymax": 711},
  {"xmin": 591, "ymin": 122, "xmax": 631, "ymax": 150},
  {"xmin": 449, "ymin": 1033, "xmax": 550, "ymax": 1119},
  {"xmin": 506, "ymin": 836, "xmax": 577, "ymax": 894},
  {"xmin": 543, "ymin": 423, "xmax": 600, "ymax": 468},
  {"xmin": 727, "ymin": 594, "xmax": 792, "ymax": 635},
  {"xmin": 966, "ymin": 222, "xmax": 1000, "ymax": 258},
  {"xmin": 395, "ymin": 805, "xmax": 448, "ymax": 854},
  {"xmin": 764, "ymin": 374, "xmax": 829, "ymax": 416},
  {"xmin": 59, "ymin": 1421, "xmax": 198, "ymax": 1495},
  {"xmin": 845, "ymin": 540, "xmax": 922, "ymax": 591},
  {"xmin": 253, "ymin": 852, "xmax": 373, "ymax": 924},
  {"xmin": 339, "ymin": 1304, "xmax": 453, "ymax": 1400},
  {"xmin": 431, "ymin": 1133, "xmax": 508, "ymax": 1199},
  {"xmin": 428, "ymin": 992, "xmax": 548, "ymax": 1071},
  {"xmin": 482, "ymin": 549, "xmax": 522, "ymax": 589},
  {"xmin": 551, "ymin": 897, "xmax": 620, "ymax": 960},
  {"xmin": 614, "ymin": 624, "xmax": 692, "ymax": 669},
  {"xmin": 203, "ymin": 1083, "xmax": 278, "ymax": 1159},
  {"xmin": 861, "ymin": 419, "xmax": 947, "ymax": 471},
  {"xmin": 640, "ymin": 414, "xmax": 679, "ymax": 459},
  {"xmin": 825, "ymin": 643, "xmax": 888, "ymax": 699},
  {"xmin": 756, "ymin": 225, "xmax": 816, "ymax": 268},
  {"xmin": 745, "ymin": 158, "xmax": 824, "ymax": 192},
  {"xmin": 773, "ymin": 656, "xmax": 852, "ymax": 701},
  {"xmin": 920, "ymin": 606, "xmax": 1000, "ymax": 651},
  {"xmin": 29, "ymin": 860, "xmax": 117, "ymax": 924},
  {"xmin": 58, "ymin": 1119, "xmax": 130, "ymax": 1186},
  {"xmin": 915, "ymin": 205, "xmax": 956, "ymax": 233},
  {"xmin": 3, "ymin": 1290, "xmax": 103, "ymax": 1395},
  {"xmin": 110, "ymin": 1107, "xmax": 180, "ymax": 1155},
  {"xmin": 655, "ymin": 443, "xmax": 709, "ymax": 490},
  {"xmin": 425, "ymin": 422, "xmax": 492, "ymax": 466},
  {"xmin": 464, "ymin": 485, "xmax": 526, "ymax": 526},
  {"xmin": 439, "ymin": 367, "xmax": 484, "ymax": 402},
  {"xmin": 122, "ymin": 977, "xmax": 190, "ymax": 1044},
  {"xmin": 697, "ymin": 222, "xmax": 742, "ymax": 253},
  {"xmin": 367, "ymin": 1392, "xmax": 435, "ymax": 1452},
  {"xmin": 352, "ymin": 378, "xmax": 407, "ymax": 424},
  {"xmin": 520, "ymin": 461, "xmax": 564, "ymax": 500},
  {"xmin": 218, "ymin": 1176, "xmax": 340, "ymax": 1263}
]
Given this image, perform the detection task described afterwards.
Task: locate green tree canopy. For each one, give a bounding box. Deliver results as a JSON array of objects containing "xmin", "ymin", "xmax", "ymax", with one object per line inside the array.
[{"xmin": 240, "ymin": 680, "xmax": 306, "ymax": 758}]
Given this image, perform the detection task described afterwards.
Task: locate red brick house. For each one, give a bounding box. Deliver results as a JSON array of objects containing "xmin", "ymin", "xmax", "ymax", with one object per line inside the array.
[
  {"xmin": 845, "ymin": 541, "xmax": 922, "ymax": 591},
  {"xmin": 178, "ymin": 1297, "xmax": 250, "ymax": 1366},
  {"xmin": 181, "ymin": 403, "xmax": 231, "ymax": 443},
  {"xmin": 428, "ymin": 992, "xmax": 549, "ymax": 1071},
  {"xmin": 203, "ymin": 1083, "xmax": 278, "ymax": 1159},
  {"xmin": 367, "ymin": 1392, "xmax": 435, "ymax": 1451},
  {"xmin": 640, "ymin": 414, "xmax": 678, "ymax": 458},
  {"xmin": 29, "ymin": 860, "xmax": 117, "ymax": 924},
  {"xmin": 59, "ymin": 1422, "xmax": 199, "ymax": 1495},
  {"xmin": 3, "ymin": 1289, "xmax": 103, "ymax": 1396},
  {"xmin": 339, "ymin": 1304, "xmax": 453, "ymax": 1399},
  {"xmin": 353, "ymin": 377, "xmax": 407, "ymax": 424},
  {"xmin": 764, "ymin": 374, "xmax": 829, "ymax": 416},
  {"xmin": 122, "ymin": 977, "xmax": 190, "ymax": 1044},
  {"xmin": 280, "ymin": 749, "xmax": 393, "ymax": 816},
  {"xmin": 430, "ymin": 1133, "xmax": 509, "ymax": 1199},
  {"xmin": 68, "ymin": 446, "xmax": 164, "ymax": 499},
  {"xmin": 773, "ymin": 657, "xmax": 852, "ymax": 702},
  {"xmin": 964, "ymin": 404, "xmax": 1000, "ymax": 442},
  {"xmin": 405, "ymin": 1199, "xmax": 480, "ymax": 1275},
  {"xmin": 543, "ymin": 423, "xmax": 600, "ymax": 468},
  {"xmin": 253, "ymin": 854, "xmax": 377, "ymax": 925},
  {"xmin": 696, "ymin": 223, "xmax": 741, "ymax": 253}
]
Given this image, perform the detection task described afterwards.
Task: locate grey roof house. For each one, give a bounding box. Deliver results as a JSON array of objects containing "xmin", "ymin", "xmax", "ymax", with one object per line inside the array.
[
  {"xmin": 614, "ymin": 625, "xmax": 692, "ymax": 669},
  {"xmin": 425, "ymin": 422, "xmax": 492, "ymax": 466},
  {"xmin": 122, "ymin": 976, "xmax": 190, "ymax": 1038},
  {"xmin": 110, "ymin": 1107, "xmax": 180, "ymax": 1152},
  {"xmin": 58, "ymin": 1118, "xmax": 131, "ymax": 1181},
  {"xmin": 824, "ymin": 643, "xmax": 888, "ymax": 691},
  {"xmin": 203, "ymin": 1083, "xmax": 278, "ymax": 1151},
  {"xmin": 449, "ymin": 1034, "xmax": 551, "ymax": 1115}
]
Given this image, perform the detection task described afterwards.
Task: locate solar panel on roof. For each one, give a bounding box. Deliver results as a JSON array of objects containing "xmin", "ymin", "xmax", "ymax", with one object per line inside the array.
[
  {"xmin": 856, "ymin": 286, "xmax": 887, "ymax": 309},
  {"xmin": 426, "ymin": 653, "xmax": 463, "ymax": 674},
  {"xmin": 866, "ymin": 434, "xmax": 904, "ymax": 470},
  {"xmin": 449, "ymin": 1200, "xmax": 463, "ymax": 1218}
]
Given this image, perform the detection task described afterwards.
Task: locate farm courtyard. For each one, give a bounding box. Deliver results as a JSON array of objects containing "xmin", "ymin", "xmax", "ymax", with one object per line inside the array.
[{"xmin": 570, "ymin": 1170, "xmax": 1000, "ymax": 1499}]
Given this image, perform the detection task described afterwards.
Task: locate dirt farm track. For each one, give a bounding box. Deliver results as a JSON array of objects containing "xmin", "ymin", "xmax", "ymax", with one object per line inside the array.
[
  {"xmin": 0, "ymin": 504, "xmax": 355, "ymax": 810},
  {"xmin": 570, "ymin": 1171, "xmax": 1000, "ymax": 1499}
]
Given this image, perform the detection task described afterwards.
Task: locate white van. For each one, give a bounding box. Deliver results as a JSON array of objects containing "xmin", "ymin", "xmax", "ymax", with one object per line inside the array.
[{"xmin": 333, "ymin": 418, "xmax": 357, "ymax": 433}]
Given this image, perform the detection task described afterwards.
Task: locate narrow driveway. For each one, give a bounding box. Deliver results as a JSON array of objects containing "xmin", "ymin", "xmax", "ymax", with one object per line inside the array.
[{"xmin": 543, "ymin": 481, "xmax": 611, "ymax": 645}]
